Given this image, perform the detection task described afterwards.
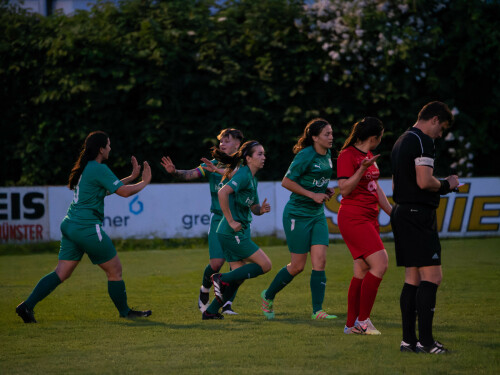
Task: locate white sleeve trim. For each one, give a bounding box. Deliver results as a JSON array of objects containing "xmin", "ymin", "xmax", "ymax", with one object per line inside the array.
[{"xmin": 415, "ymin": 156, "xmax": 434, "ymax": 167}]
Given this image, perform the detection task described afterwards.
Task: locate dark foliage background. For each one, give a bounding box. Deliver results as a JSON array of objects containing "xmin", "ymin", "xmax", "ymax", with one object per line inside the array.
[{"xmin": 1, "ymin": 0, "xmax": 499, "ymax": 186}]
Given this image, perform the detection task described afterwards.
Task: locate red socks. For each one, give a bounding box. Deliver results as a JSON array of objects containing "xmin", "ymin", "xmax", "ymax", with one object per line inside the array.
[
  {"xmin": 346, "ymin": 277, "xmax": 363, "ymax": 327},
  {"xmin": 358, "ymin": 272, "xmax": 383, "ymax": 322}
]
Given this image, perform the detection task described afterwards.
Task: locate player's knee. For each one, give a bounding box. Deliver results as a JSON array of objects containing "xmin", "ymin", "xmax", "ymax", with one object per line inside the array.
[
  {"xmin": 261, "ymin": 260, "xmax": 272, "ymax": 273},
  {"xmin": 210, "ymin": 259, "xmax": 225, "ymax": 271},
  {"xmin": 288, "ymin": 263, "xmax": 305, "ymax": 275}
]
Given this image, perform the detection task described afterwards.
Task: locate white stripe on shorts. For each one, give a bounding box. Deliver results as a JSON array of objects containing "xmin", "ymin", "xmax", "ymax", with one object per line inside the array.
[
  {"xmin": 235, "ymin": 235, "xmax": 240, "ymax": 244},
  {"xmin": 96, "ymin": 224, "xmax": 103, "ymax": 242},
  {"xmin": 291, "ymin": 219, "xmax": 295, "ymax": 231}
]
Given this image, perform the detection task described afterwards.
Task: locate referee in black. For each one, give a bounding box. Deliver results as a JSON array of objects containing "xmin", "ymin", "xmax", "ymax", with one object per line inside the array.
[{"xmin": 391, "ymin": 101, "xmax": 459, "ymax": 354}]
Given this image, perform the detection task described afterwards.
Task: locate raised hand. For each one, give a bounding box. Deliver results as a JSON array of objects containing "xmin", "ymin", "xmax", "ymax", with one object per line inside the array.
[
  {"xmin": 130, "ymin": 156, "xmax": 140, "ymax": 179},
  {"xmin": 200, "ymin": 157, "xmax": 220, "ymax": 174},
  {"xmin": 160, "ymin": 156, "xmax": 176, "ymax": 174},
  {"xmin": 361, "ymin": 154, "xmax": 380, "ymax": 169},
  {"xmin": 142, "ymin": 161, "xmax": 152, "ymax": 184}
]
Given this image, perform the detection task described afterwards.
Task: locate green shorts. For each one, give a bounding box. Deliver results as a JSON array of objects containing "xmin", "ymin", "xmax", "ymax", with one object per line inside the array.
[
  {"xmin": 217, "ymin": 229, "xmax": 259, "ymax": 262},
  {"xmin": 59, "ymin": 218, "xmax": 117, "ymax": 265},
  {"xmin": 282, "ymin": 212, "xmax": 329, "ymax": 254},
  {"xmin": 208, "ymin": 213, "xmax": 225, "ymax": 259}
]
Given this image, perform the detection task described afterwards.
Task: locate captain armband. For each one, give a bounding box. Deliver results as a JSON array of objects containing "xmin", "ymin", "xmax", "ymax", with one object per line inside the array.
[
  {"xmin": 415, "ymin": 156, "xmax": 434, "ymax": 167},
  {"xmin": 438, "ymin": 179, "xmax": 451, "ymax": 195}
]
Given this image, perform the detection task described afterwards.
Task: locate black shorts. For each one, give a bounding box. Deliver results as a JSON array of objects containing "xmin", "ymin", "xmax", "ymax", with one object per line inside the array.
[{"xmin": 391, "ymin": 203, "xmax": 441, "ymax": 267}]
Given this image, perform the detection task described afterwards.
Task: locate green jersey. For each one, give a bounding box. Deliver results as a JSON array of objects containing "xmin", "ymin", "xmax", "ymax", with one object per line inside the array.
[
  {"xmin": 200, "ymin": 159, "xmax": 226, "ymax": 215},
  {"xmin": 217, "ymin": 165, "xmax": 260, "ymax": 235},
  {"xmin": 284, "ymin": 146, "xmax": 333, "ymax": 217},
  {"xmin": 65, "ymin": 161, "xmax": 123, "ymax": 224}
]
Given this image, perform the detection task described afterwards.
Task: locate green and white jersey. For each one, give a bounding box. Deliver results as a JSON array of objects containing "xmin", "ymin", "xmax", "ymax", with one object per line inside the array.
[
  {"xmin": 200, "ymin": 159, "xmax": 226, "ymax": 215},
  {"xmin": 284, "ymin": 146, "xmax": 333, "ymax": 217},
  {"xmin": 65, "ymin": 161, "xmax": 123, "ymax": 224},
  {"xmin": 217, "ymin": 165, "xmax": 259, "ymax": 235}
]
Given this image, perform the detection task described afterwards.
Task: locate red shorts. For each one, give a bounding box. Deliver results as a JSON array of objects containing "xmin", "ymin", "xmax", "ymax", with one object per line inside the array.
[{"xmin": 338, "ymin": 204, "xmax": 384, "ymax": 260}]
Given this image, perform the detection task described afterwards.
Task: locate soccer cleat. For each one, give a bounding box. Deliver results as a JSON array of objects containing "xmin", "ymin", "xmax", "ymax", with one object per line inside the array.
[
  {"xmin": 222, "ymin": 303, "xmax": 238, "ymax": 315},
  {"xmin": 311, "ymin": 310, "xmax": 337, "ymax": 320},
  {"xmin": 198, "ymin": 286, "xmax": 210, "ymax": 313},
  {"xmin": 211, "ymin": 273, "xmax": 228, "ymax": 304},
  {"xmin": 260, "ymin": 290, "xmax": 275, "ymax": 320},
  {"xmin": 344, "ymin": 325, "xmax": 364, "ymax": 334},
  {"xmin": 355, "ymin": 317, "xmax": 381, "ymax": 335},
  {"xmin": 202, "ymin": 311, "xmax": 224, "ymax": 320},
  {"xmin": 126, "ymin": 309, "xmax": 152, "ymax": 318},
  {"xmin": 416, "ymin": 341, "xmax": 449, "ymax": 354},
  {"xmin": 400, "ymin": 340, "xmax": 416, "ymax": 353},
  {"xmin": 16, "ymin": 302, "xmax": 37, "ymax": 323}
]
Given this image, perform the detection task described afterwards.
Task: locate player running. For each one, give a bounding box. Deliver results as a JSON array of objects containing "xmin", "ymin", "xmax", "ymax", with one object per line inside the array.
[
  {"xmin": 261, "ymin": 118, "xmax": 337, "ymax": 320},
  {"xmin": 203, "ymin": 141, "xmax": 272, "ymax": 319},
  {"xmin": 160, "ymin": 128, "xmax": 243, "ymax": 315},
  {"xmin": 16, "ymin": 131, "xmax": 152, "ymax": 323}
]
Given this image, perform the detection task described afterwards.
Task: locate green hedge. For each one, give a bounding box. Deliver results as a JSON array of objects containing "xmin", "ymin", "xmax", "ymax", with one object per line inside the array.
[{"xmin": 1, "ymin": 0, "xmax": 499, "ymax": 186}]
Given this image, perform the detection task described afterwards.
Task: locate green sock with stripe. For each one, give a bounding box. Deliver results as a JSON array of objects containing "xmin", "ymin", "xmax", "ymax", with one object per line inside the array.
[
  {"xmin": 310, "ymin": 270, "xmax": 326, "ymax": 314},
  {"xmin": 265, "ymin": 266, "xmax": 294, "ymax": 300},
  {"xmin": 220, "ymin": 263, "xmax": 263, "ymax": 282}
]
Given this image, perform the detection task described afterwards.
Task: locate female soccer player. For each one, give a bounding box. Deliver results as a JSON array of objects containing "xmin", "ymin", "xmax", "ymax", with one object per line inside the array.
[
  {"xmin": 160, "ymin": 128, "xmax": 243, "ymax": 315},
  {"xmin": 202, "ymin": 140, "xmax": 272, "ymax": 319},
  {"xmin": 16, "ymin": 131, "xmax": 152, "ymax": 323},
  {"xmin": 337, "ymin": 117, "xmax": 392, "ymax": 335},
  {"xmin": 261, "ymin": 118, "xmax": 337, "ymax": 320}
]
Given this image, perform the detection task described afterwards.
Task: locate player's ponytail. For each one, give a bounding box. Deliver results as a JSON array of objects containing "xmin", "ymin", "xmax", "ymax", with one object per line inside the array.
[
  {"xmin": 212, "ymin": 140, "xmax": 261, "ymax": 181},
  {"xmin": 293, "ymin": 118, "xmax": 331, "ymax": 154},
  {"xmin": 68, "ymin": 131, "xmax": 109, "ymax": 190},
  {"xmin": 340, "ymin": 117, "xmax": 383, "ymax": 152}
]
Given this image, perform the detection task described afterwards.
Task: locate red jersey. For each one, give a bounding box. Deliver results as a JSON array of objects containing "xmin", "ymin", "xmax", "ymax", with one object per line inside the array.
[{"xmin": 337, "ymin": 146, "xmax": 380, "ymax": 211}]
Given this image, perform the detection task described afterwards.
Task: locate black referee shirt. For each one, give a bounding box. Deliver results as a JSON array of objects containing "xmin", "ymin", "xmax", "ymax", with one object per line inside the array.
[{"xmin": 391, "ymin": 127, "xmax": 440, "ymax": 208}]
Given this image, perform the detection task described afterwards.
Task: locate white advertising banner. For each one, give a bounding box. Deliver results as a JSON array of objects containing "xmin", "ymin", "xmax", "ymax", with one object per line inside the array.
[{"xmin": 1, "ymin": 177, "xmax": 499, "ymax": 243}]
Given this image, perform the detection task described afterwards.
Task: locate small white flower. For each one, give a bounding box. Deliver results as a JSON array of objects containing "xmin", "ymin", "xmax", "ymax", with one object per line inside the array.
[
  {"xmin": 468, "ymin": 153, "xmax": 474, "ymax": 160},
  {"xmin": 465, "ymin": 142, "xmax": 471, "ymax": 149},
  {"xmin": 458, "ymin": 157, "xmax": 467, "ymax": 165},
  {"xmin": 459, "ymin": 136, "xmax": 465, "ymax": 142},
  {"xmin": 451, "ymin": 107, "xmax": 460, "ymax": 116},
  {"xmin": 187, "ymin": 31, "xmax": 196, "ymax": 36},
  {"xmin": 323, "ymin": 73, "xmax": 330, "ymax": 82},
  {"xmin": 450, "ymin": 162, "xmax": 458, "ymax": 169},
  {"xmin": 344, "ymin": 69, "xmax": 352, "ymax": 75},
  {"xmin": 448, "ymin": 148, "xmax": 456, "ymax": 155},
  {"xmin": 388, "ymin": 50, "xmax": 394, "ymax": 56},
  {"xmin": 217, "ymin": 17, "xmax": 227, "ymax": 22},
  {"xmin": 445, "ymin": 132, "xmax": 455, "ymax": 141},
  {"xmin": 466, "ymin": 162, "xmax": 474, "ymax": 168}
]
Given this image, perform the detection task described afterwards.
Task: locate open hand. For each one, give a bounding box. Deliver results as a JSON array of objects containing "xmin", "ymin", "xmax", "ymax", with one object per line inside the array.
[{"xmin": 160, "ymin": 156, "xmax": 176, "ymax": 174}]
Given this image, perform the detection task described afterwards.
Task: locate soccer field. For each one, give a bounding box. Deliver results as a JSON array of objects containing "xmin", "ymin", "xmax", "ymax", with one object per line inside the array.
[{"xmin": 1, "ymin": 238, "xmax": 499, "ymax": 374}]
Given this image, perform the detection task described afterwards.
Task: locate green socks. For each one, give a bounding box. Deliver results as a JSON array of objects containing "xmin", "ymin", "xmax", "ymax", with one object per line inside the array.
[
  {"xmin": 265, "ymin": 266, "xmax": 294, "ymax": 300},
  {"xmin": 108, "ymin": 280, "xmax": 130, "ymax": 317},
  {"xmin": 310, "ymin": 270, "xmax": 326, "ymax": 314},
  {"xmin": 202, "ymin": 264, "xmax": 216, "ymax": 289},
  {"xmin": 25, "ymin": 271, "xmax": 62, "ymax": 310},
  {"xmin": 220, "ymin": 263, "xmax": 263, "ymax": 282}
]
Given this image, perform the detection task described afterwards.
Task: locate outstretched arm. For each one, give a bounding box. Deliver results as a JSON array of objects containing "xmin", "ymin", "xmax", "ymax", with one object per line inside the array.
[{"xmin": 161, "ymin": 156, "xmax": 203, "ymax": 181}]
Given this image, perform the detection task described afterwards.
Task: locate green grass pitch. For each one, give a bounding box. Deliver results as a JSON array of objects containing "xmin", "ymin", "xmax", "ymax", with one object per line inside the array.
[{"xmin": 1, "ymin": 238, "xmax": 499, "ymax": 374}]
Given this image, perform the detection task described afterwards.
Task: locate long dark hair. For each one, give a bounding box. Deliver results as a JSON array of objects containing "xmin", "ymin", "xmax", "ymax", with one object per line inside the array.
[
  {"xmin": 340, "ymin": 117, "xmax": 384, "ymax": 152},
  {"xmin": 68, "ymin": 131, "xmax": 109, "ymax": 189},
  {"xmin": 212, "ymin": 140, "xmax": 261, "ymax": 180},
  {"xmin": 293, "ymin": 118, "xmax": 331, "ymax": 154}
]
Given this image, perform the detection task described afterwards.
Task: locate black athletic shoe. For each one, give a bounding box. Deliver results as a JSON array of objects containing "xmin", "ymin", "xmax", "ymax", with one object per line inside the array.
[
  {"xmin": 400, "ymin": 340, "xmax": 416, "ymax": 353},
  {"xmin": 16, "ymin": 302, "xmax": 37, "ymax": 323},
  {"xmin": 198, "ymin": 287, "xmax": 210, "ymax": 313},
  {"xmin": 125, "ymin": 309, "xmax": 152, "ymax": 318},
  {"xmin": 211, "ymin": 273, "xmax": 227, "ymax": 304},
  {"xmin": 202, "ymin": 311, "xmax": 224, "ymax": 320},
  {"xmin": 416, "ymin": 341, "xmax": 449, "ymax": 354}
]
